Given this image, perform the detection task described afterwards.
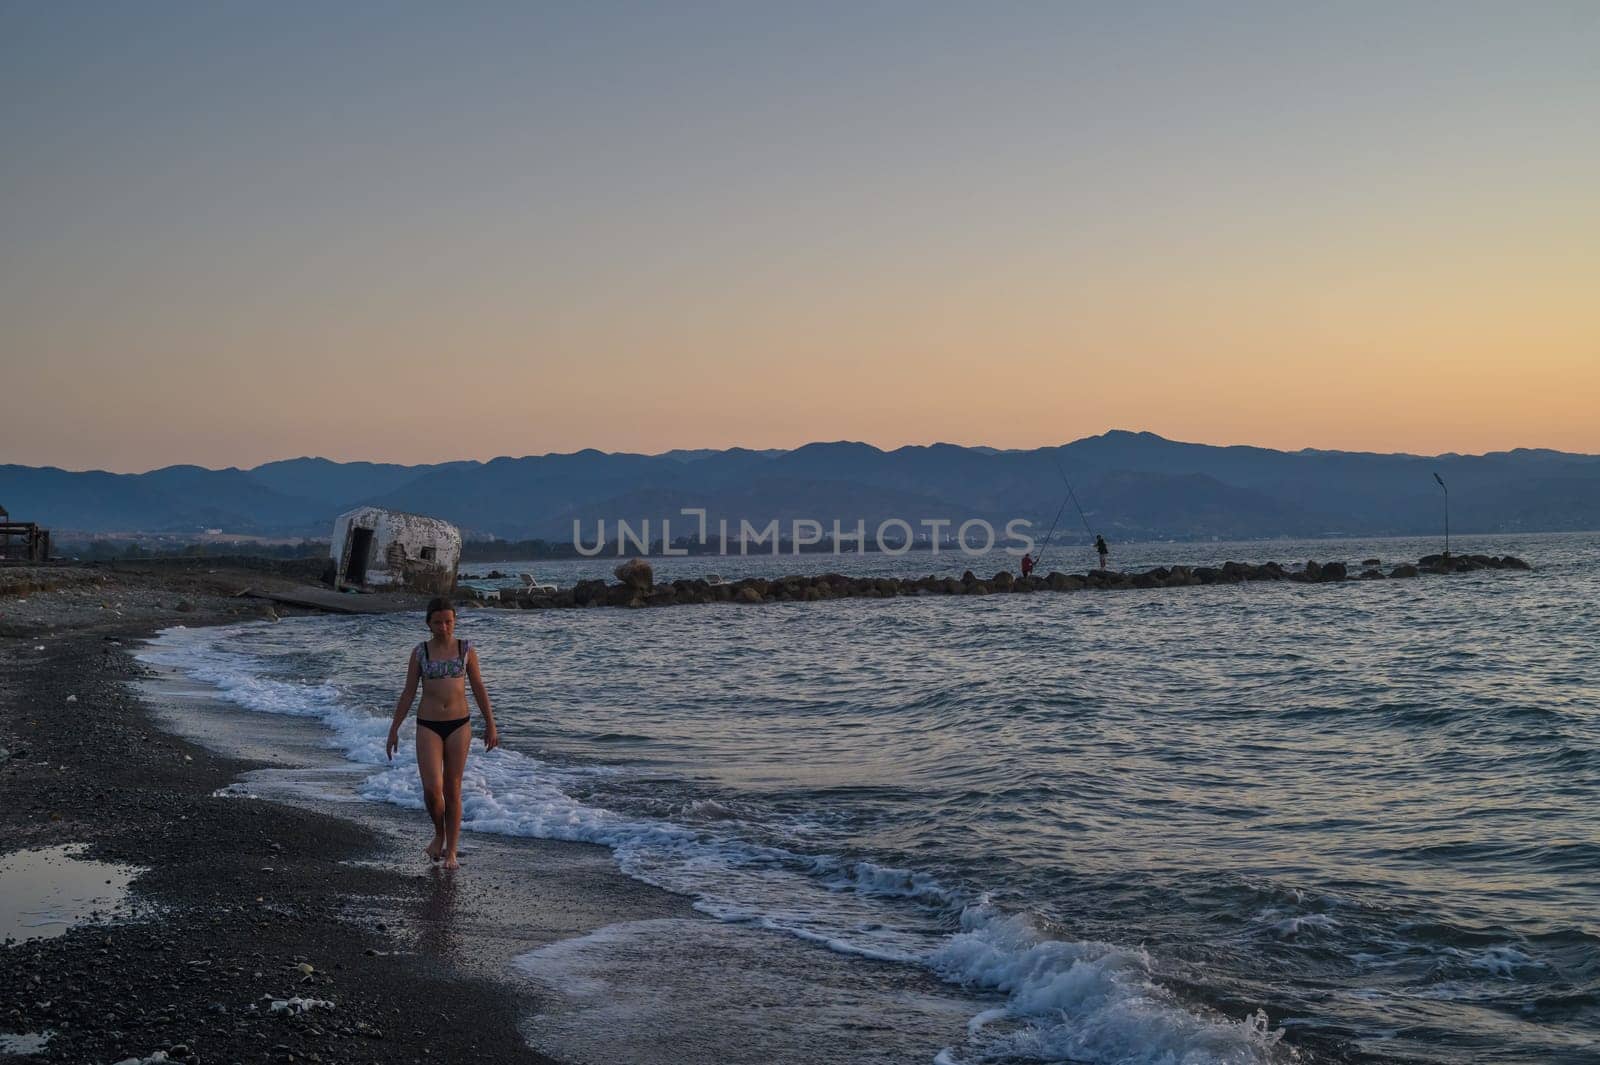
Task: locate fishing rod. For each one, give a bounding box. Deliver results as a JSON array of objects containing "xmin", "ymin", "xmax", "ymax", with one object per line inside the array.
[
  {"xmin": 1032, "ymin": 453, "xmax": 1092, "ymax": 572},
  {"xmin": 1032, "ymin": 493, "xmax": 1070, "ymax": 571},
  {"xmin": 1051, "ymin": 455, "xmax": 1096, "ymax": 538}
]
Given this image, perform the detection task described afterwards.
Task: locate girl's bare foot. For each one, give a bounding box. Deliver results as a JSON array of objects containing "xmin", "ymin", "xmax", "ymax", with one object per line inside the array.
[
  {"xmin": 443, "ymin": 852, "xmax": 460, "ymax": 870},
  {"xmin": 425, "ymin": 834, "xmax": 444, "ymax": 862}
]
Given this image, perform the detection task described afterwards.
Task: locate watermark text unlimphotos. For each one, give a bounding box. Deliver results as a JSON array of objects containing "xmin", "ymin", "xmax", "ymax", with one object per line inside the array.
[{"xmin": 573, "ymin": 508, "xmax": 1035, "ymax": 557}]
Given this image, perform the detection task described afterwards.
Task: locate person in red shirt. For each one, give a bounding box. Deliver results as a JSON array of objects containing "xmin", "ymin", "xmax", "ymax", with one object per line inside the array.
[{"xmin": 1020, "ymin": 552, "xmax": 1036, "ymax": 578}]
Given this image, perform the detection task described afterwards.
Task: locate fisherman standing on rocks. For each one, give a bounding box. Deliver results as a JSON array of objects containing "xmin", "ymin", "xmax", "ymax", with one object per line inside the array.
[
  {"xmin": 1020, "ymin": 552, "xmax": 1036, "ymax": 578},
  {"xmin": 1095, "ymin": 534, "xmax": 1109, "ymax": 570}
]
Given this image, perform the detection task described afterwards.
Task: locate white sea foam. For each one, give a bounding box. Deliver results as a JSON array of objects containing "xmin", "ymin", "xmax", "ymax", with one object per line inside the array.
[
  {"xmin": 928, "ymin": 905, "xmax": 1290, "ymax": 1064},
  {"xmin": 1454, "ymin": 944, "xmax": 1541, "ymax": 979},
  {"xmin": 142, "ymin": 624, "xmax": 1294, "ymax": 1065},
  {"xmin": 1257, "ymin": 911, "xmax": 1338, "ymax": 939}
]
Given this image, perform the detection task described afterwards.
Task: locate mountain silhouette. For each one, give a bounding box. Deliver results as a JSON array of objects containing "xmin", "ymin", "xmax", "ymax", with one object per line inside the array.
[{"xmin": 3, "ymin": 431, "xmax": 1597, "ymax": 542}]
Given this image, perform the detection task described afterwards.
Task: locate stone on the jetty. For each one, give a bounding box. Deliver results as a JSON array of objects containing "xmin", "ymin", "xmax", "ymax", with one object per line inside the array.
[
  {"xmin": 1304, "ymin": 560, "xmax": 1323, "ymax": 580},
  {"xmin": 1391, "ymin": 564, "xmax": 1419, "ymax": 579},
  {"xmin": 992, "ymin": 571, "xmax": 1014, "ymax": 590},
  {"xmin": 735, "ymin": 586, "xmax": 763, "ymax": 603},
  {"xmin": 1362, "ymin": 558, "xmax": 1381, "ymax": 567},
  {"xmin": 572, "ymin": 579, "xmax": 608, "ymax": 607},
  {"xmin": 1359, "ymin": 568, "xmax": 1385, "ymax": 580},
  {"xmin": 1501, "ymin": 555, "xmax": 1531, "ymax": 570},
  {"xmin": 1320, "ymin": 562, "xmax": 1348, "ymax": 581},
  {"xmin": 614, "ymin": 559, "xmax": 653, "ymax": 591}
]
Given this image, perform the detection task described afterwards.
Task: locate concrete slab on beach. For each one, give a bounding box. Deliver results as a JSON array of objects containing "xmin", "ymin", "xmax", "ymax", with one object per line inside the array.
[{"xmin": 241, "ymin": 584, "xmax": 419, "ymax": 614}]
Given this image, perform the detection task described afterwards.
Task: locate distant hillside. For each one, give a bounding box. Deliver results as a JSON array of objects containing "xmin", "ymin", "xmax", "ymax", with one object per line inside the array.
[{"xmin": 4, "ymin": 431, "xmax": 1599, "ymax": 543}]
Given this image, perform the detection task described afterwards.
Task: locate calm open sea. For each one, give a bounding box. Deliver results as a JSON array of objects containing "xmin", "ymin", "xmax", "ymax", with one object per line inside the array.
[{"xmin": 143, "ymin": 532, "xmax": 1599, "ymax": 1064}]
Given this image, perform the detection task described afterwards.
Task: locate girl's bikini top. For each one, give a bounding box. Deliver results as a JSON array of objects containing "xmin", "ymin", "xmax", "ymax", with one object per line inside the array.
[{"xmin": 416, "ymin": 638, "xmax": 471, "ymax": 681}]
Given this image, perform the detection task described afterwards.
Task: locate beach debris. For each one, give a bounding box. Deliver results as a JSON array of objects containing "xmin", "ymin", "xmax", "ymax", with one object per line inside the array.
[
  {"xmin": 65, "ymin": 694, "xmax": 77, "ymax": 702},
  {"xmin": 269, "ymin": 995, "xmax": 334, "ymax": 1015},
  {"xmin": 329, "ymin": 506, "xmax": 460, "ymax": 594},
  {"xmin": 295, "ymin": 962, "xmax": 315, "ymax": 977},
  {"xmin": 520, "ymin": 572, "xmax": 557, "ymax": 592}
]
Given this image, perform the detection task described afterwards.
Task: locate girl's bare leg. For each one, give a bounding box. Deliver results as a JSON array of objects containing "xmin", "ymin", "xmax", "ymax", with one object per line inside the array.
[
  {"xmin": 441, "ymin": 725, "xmax": 472, "ymax": 869},
  {"xmin": 415, "ymin": 728, "xmax": 446, "ymax": 861}
]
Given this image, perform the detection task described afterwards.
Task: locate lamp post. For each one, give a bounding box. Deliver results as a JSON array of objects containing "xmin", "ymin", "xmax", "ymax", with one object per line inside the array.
[{"xmin": 1433, "ymin": 472, "xmax": 1449, "ymax": 558}]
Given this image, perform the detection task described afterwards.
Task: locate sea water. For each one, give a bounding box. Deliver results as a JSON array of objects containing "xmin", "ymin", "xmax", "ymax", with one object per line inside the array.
[{"xmin": 141, "ymin": 532, "xmax": 1600, "ymax": 1064}]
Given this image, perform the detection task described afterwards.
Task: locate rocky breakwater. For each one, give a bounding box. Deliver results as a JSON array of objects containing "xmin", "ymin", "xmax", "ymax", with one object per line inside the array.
[{"xmin": 468, "ymin": 554, "xmax": 1532, "ymax": 611}]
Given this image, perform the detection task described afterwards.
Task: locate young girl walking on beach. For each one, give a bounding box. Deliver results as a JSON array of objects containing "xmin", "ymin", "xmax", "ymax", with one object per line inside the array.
[{"xmin": 386, "ymin": 597, "xmax": 499, "ymax": 869}]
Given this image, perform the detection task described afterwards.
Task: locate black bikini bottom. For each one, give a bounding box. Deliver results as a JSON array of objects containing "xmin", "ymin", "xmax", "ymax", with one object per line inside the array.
[{"xmin": 418, "ymin": 716, "xmax": 470, "ymax": 740}]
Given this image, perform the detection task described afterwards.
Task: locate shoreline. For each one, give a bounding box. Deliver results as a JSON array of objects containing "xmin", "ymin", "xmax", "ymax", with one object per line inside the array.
[
  {"xmin": 0, "ymin": 562, "xmax": 989, "ymax": 1065},
  {"xmin": 0, "ymin": 564, "xmax": 679, "ymax": 1064}
]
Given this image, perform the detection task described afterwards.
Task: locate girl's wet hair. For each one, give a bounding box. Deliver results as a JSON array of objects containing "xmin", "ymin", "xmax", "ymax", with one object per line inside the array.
[{"xmin": 425, "ymin": 596, "xmax": 454, "ymax": 621}]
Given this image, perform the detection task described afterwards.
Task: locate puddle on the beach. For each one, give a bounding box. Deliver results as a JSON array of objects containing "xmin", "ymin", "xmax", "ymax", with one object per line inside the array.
[
  {"xmin": 0, "ymin": 1030, "xmax": 54, "ymax": 1056},
  {"xmin": 0, "ymin": 844, "xmax": 141, "ymax": 943}
]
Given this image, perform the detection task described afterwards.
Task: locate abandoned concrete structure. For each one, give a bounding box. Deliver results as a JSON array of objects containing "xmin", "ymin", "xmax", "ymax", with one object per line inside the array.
[
  {"xmin": 329, "ymin": 507, "xmax": 460, "ymax": 595},
  {"xmin": 0, "ymin": 504, "xmax": 51, "ymax": 563}
]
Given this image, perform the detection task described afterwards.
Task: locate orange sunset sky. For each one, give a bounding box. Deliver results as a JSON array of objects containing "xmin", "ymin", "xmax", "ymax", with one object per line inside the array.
[{"xmin": 2, "ymin": 3, "xmax": 1597, "ymax": 473}]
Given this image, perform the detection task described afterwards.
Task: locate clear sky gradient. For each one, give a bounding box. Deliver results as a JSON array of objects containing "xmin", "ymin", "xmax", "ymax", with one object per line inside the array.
[{"xmin": 3, "ymin": 2, "xmax": 1596, "ymax": 472}]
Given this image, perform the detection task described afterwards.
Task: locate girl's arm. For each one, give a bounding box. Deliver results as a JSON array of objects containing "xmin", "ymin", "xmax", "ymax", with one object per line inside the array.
[
  {"xmin": 387, "ymin": 651, "xmax": 421, "ymax": 760},
  {"xmin": 466, "ymin": 647, "xmax": 499, "ymax": 750}
]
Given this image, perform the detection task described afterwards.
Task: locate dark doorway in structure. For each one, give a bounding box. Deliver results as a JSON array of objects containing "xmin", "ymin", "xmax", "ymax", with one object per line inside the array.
[{"xmin": 345, "ymin": 527, "xmax": 374, "ymax": 585}]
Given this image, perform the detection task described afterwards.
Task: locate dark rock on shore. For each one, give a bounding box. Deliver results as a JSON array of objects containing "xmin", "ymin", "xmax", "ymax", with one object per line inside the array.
[{"xmin": 1418, "ymin": 553, "xmax": 1531, "ymax": 574}]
